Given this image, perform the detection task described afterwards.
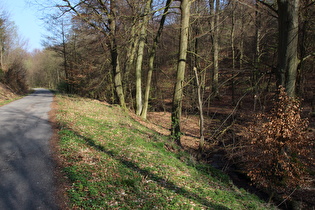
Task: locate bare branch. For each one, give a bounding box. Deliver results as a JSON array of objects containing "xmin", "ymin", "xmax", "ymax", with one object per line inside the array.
[
  {"xmin": 303, "ymin": 1, "xmax": 315, "ymax": 10},
  {"xmin": 301, "ymin": 52, "xmax": 315, "ymax": 63},
  {"xmin": 58, "ymin": 0, "xmax": 110, "ymax": 37},
  {"xmin": 257, "ymin": 0, "xmax": 278, "ymax": 15}
]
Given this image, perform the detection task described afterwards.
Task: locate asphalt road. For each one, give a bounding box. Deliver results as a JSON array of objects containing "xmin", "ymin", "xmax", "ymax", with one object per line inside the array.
[{"xmin": 0, "ymin": 88, "xmax": 58, "ymax": 210}]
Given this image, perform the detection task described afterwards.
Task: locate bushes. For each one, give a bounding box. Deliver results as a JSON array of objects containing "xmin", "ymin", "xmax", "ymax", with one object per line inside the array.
[
  {"xmin": 3, "ymin": 61, "xmax": 28, "ymax": 94},
  {"xmin": 233, "ymin": 87, "xmax": 313, "ymax": 197}
]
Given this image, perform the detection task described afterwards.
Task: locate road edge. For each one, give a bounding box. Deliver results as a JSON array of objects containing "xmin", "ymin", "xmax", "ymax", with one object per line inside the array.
[{"xmin": 49, "ymin": 94, "xmax": 71, "ymax": 209}]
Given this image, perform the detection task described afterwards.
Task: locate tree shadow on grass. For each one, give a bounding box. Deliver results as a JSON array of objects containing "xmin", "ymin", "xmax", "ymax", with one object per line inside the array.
[{"xmin": 67, "ymin": 130, "xmax": 230, "ymax": 210}]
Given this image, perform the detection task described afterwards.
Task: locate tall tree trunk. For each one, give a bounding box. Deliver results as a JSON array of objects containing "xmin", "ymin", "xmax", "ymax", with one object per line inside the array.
[
  {"xmin": 277, "ymin": 0, "xmax": 299, "ymax": 97},
  {"xmin": 207, "ymin": 0, "xmax": 215, "ymax": 115},
  {"xmin": 135, "ymin": 0, "xmax": 152, "ymax": 115},
  {"xmin": 297, "ymin": 0, "xmax": 312, "ymax": 96},
  {"xmin": 124, "ymin": 21, "xmax": 139, "ymax": 96},
  {"xmin": 110, "ymin": 43, "xmax": 126, "ymax": 108},
  {"xmin": 141, "ymin": 0, "xmax": 172, "ymax": 119},
  {"xmin": 255, "ymin": 1, "xmax": 261, "ymax": 67},
  {"xmin": 171, "ymin": 0, "xmax": 191, "ymax": 146},
  {"xmin": 61, "ymin": 21, "xmax": 71, "ymax": 93},
  {"xmin": 230, "ymin": 1, "xmax": 236, "ymax": 105},
  {"xmin": 239, "ymin": 5, "xmax": 245, "ymax": 70},
  {"xmin": 109, "ymin": 0, "xmax": 126, "ymax": 108},
  {"xmin": 254, "ymin": 1, "xmax": 261, "ymax": 111},
  {"xmin": 212, "ymin": 0, "xmax": 220, "ymax": 96}
]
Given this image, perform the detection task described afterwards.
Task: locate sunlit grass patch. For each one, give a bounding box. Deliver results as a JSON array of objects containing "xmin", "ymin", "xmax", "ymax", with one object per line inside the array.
[
  {"xmin": 55, "ymin": 94, "xmax": 274, "ymax": 209},
  {"xmin": 0, "ymin": 96, "xmax": 23, "ymax": 106}
]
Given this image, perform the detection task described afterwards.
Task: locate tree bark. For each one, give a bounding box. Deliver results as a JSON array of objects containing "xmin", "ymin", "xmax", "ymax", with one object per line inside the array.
[
  {"xmin": 212, "ymin": 0, "xmax": 220, "ymax": 96},
  {"xmin": 277, "ymin": 0, "xmax": 299, "ymax": 97},
  {"xmin": 230, "ymin": 1, "xmax": 236, "ymax": 105},
  {"xmin": 171, "ymin": 0, "xmax": 191, "ymax": 146},
  {"xmin": 60, "ymin": 20, "xmax": 71, "ymax": 93},
  {"xmin": 135, "ymin": 0, "xmax": 152, "ymax": 115},
  {"xmin": 255, "ymin": 1, "xmax": 261, "ymax": 68},
  {"xmin": 109, "ymin": 0, "xmax": 126, "ymax": 108},
  {"xmin": 253, "ymin": 1, "xmax": 261, "ymax": 111},
  {"xmin": 239, "ymin": 4, "xmax": 245, "ymax": 70},
  {"xmin": 124, "ymin": 21, "xmax": 139, "ymax": 96},
  {"xmin": 194, "ymin": 67, "xmax": 205, "ymax": 153}
]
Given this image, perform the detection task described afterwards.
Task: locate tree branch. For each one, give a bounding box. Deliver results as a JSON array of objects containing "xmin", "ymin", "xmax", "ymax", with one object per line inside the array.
[
  {"xmin": 257, "ymin": 0, "xmax": 278, "ymax": 15},
  {"xmin": 301, "ymin": 52, "xmax": 315, "ymax": 63},
  {"xmin": 303, "ymin": 1, "xmax": 315, "ymax": 10},
  {"xmin": 58, "ymin": 0, "xmax": 110, "ymax": 37}
]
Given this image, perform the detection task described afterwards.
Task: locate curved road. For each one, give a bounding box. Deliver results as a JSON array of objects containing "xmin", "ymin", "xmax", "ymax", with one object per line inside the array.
[{"xmin": 0, "ymin": 88, "xmax": 58, "ymax": 209}]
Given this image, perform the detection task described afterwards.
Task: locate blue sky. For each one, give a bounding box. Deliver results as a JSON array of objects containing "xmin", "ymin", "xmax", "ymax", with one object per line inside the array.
[{"xmin": 2, "ymin": 0, "xmax": 45, "ymax": 51}]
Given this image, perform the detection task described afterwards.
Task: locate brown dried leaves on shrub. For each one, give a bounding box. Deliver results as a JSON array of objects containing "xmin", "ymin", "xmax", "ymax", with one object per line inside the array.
[{"xmin": 235, "ymin": 87, "xmax": 313, "ymax": 196}]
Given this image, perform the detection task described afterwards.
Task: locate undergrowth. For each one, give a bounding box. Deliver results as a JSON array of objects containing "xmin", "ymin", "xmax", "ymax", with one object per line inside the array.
[
  {"xmin": 55, "ymin": 94, "xmax": 274, "ymax": 209},
  {"xmin": 231, "ymin": 87, "xmax": 314, "ymax": 199}
]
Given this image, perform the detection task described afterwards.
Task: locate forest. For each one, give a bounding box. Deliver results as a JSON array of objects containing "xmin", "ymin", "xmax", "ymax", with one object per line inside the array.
[{"xmin": 0, "ymin": 0, "xmax": 314, "ymax": 208}]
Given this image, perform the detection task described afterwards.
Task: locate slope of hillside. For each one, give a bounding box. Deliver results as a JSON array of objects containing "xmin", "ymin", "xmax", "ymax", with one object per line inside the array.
[
  {"xmin": 0, "ymin": 83, "xmax": 19, "ymax": 106},
  {"xmin": 53, "ymin": 94, "xmax": 276, "ymax": 209}
]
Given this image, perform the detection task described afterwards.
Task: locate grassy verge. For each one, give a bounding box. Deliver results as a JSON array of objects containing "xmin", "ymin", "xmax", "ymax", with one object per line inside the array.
[
  {"xmin": 0, "ymin": 88, "xmax": 35, "ymax": 106},
  {"xmin": 0, "ymin": 98, "xmax": 18, "ymax": 106},
  {"xmin": 0, "ymin": 95, "xmax": 24, "ymax": 106},
  {"xmin": 55, "ymin": 94, "xmax": 274, "ymax": 209}
]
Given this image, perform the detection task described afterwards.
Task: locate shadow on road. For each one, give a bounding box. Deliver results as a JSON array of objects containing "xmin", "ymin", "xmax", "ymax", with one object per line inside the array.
[{"xmin": 0, "ymin": 89, "xmax": 59, "ymax": 210}]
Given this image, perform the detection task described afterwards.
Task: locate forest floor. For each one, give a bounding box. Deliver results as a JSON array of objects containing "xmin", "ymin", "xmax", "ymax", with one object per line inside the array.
[
  {"xmin": 131, "ymin": 93, "xmax": 315, "ymax": 209},
  {"xmin": 52, "ymin": 93, "xmax": 276, "ymax": 209}
]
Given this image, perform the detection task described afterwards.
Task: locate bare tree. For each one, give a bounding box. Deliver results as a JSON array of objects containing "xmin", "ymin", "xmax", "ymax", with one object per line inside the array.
[
  {"xmin": 27, "ymin": 49, "xmax": 63, "ymax": 89},
  {"xmin": 210, "ymin": 0, "xmax": 220, "ymax": 96},
  {"xmin": 0, "ymin": 9, "xmax": 28, "ymax": 93},
  {"xmin": 194, "ymin": 67, "xmax": 205, "ymax": 153},
  {"xmin": 58, "ymin": 0, "xmax": 127, "ymax": 108},
  {"xmin": 135, "ymin": 0, "xmax": 153, "ymax": 115},
  {"xmin": 141, "ymin": 0, "xmax": 173, "ymax": 119},
  {"xmin": 171, "ymin": 0, "xmax": 192, "ymax": 146}
]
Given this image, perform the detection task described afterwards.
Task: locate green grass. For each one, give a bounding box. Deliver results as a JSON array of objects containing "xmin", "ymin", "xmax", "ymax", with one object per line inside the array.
[
  {"xmin": 56, "ymin": 94, "xmax": 275, "ymax": 209},
  {"xmin": 0, "ymin": 88, "xmax": 35, "ymax": 106},
  {"xmin": 0, "ymin": 96, "xmax": 22, "ymax": 106}
]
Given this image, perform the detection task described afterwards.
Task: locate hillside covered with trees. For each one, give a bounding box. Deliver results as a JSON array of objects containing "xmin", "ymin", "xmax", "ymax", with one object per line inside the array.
[
  {"xmin": 1, "ymin": 0, "xmax": 315, "ymax": 208},
  {"xmin": 0, "ymin": 9, "xmax": 29, "ymax": 96}
]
